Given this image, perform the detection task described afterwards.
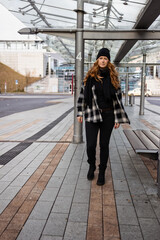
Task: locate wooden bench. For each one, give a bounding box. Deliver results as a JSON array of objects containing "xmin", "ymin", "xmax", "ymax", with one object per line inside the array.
[{"xmin": 123, "ymin": 129, "xmax": 160, "ymax": 197}]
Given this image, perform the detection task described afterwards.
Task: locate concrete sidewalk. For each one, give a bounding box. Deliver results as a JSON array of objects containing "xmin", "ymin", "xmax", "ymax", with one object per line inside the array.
[{"xmin": 0, "ymin": 96, "xmax": 160, "ymax": 240}]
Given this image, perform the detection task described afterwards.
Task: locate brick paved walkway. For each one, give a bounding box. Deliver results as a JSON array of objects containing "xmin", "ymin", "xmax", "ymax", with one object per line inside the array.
[{"xmin": 0, "ymin": 95, "xmax": 159, "ymax": 240}]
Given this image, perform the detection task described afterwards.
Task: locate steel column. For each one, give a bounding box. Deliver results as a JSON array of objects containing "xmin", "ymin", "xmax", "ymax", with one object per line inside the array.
[
  {"xmin": 139, "ymin": 53, "xmax": 146, "ymax": 115},
  {"xmin": 48, "ymin": 55, "xmax": 51, "ymax": 77},
  {"xmin": 73, "ymin": 0, "xmax": 84, "ymax": 143},
  {"xmin": 88, "ymin": 53, "xmax": 92, "ymax": 70},
  {"xmin": 125, "ymin": 68, "xmax": 129, "ymax": 106}
]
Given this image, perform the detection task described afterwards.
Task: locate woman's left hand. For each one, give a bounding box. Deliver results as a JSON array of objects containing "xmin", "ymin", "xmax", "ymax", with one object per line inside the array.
[{"xmin": 114, "ymin": 123, "xmax": 120, "ymax": 129}]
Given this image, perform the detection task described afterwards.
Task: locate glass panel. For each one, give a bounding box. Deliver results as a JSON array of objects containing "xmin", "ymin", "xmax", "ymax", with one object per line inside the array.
[{"xmin": 0, "ymin": 0, "xmax": 159, "ymax": 63}]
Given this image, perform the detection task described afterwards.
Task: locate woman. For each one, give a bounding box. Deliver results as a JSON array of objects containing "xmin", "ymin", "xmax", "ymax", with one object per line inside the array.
[{"xmin": 77, "ymin": 48, "xmax": 130, "ymax": 186}]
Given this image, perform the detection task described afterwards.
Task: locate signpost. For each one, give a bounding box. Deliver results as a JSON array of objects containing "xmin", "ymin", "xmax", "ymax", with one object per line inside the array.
[
  {"xmin": 15, "ymin": 79, "xmax": 18, "ymax": 91},
  {"xmin": 4, "ymin": 82, "xmax": 7, "ymax": 94}
]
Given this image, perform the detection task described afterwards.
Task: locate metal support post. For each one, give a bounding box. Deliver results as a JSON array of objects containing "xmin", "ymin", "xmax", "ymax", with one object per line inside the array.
[
  {"xmin": 73, "ymin": 0, "xmax": 84, "ymax": 143},
  {"xmin": 139, "ymin": 53, "xmax": 146, "ymax": 115},
  {"xmin": 88, "ymin": 53, "xmax": 92, "ymax": 70},
  {"xmin": 125, "ymin": 67, "xmax": 129, "ymax": 106},
  {"xmin": 153, "ymin": 65, "xmax": 156, "ymax": 78},
  {"xmin": 48, "ymin": 55, "xmax": 51, "ymax": 77}
]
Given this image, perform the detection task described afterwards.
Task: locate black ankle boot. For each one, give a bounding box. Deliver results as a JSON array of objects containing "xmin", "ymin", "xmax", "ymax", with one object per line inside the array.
[
  {"xmin": 97, "ymin": 169, "xmax": 105, "ymax": 186},
  {"xmin": 87, "ymin": 165, "xmax": 96, "ymax": 180}
]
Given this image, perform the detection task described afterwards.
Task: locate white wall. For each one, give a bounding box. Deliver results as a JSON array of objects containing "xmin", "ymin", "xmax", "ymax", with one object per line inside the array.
[{"xmin": 0, "ymin": 50, "xmax": 45, "ymax": 77}]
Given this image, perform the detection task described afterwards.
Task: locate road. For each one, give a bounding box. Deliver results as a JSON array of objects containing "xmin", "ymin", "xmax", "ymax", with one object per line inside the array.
[
  {"xmin": 0, "ymin": 94, "xmax": 159, "ymax": 118},
  {"xmin": 146, "ymin": 97, "xmax": 160, "ymax": 107},
  {"xmin": 0, "ymin": 93, "xmax": 72, "ymax": 118}
]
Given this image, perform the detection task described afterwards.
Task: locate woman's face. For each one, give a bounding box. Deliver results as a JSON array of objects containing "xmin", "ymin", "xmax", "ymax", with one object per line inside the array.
[{"xmin": 98, "ymin": 56, "xmax": 109, "ymax": 68}]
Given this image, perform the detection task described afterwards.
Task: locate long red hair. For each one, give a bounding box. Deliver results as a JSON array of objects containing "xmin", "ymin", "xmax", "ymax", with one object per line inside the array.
[{"xmin": 84, "ymin": 60, "xmax": 120, "ymax": 89}]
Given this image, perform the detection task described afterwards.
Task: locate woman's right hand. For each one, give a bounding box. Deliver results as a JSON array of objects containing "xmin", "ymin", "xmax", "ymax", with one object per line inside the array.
[{"xmin": 77, "ymin": 116, "xmax": 83, "ymax": 123}]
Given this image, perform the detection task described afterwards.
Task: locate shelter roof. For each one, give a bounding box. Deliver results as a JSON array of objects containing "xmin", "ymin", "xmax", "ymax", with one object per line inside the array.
[{"xmin": 0, "ymin": 0, "xmax": 160, "ymax": 62}]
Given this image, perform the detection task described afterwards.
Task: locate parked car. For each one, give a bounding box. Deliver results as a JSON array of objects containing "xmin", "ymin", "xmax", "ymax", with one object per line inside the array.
[
  {"xmin": 145, "ymin": 89, "xmax": 152, "ymax": 97},
  {"xmin": 128, "ymin": 88, "xmax": 152, "ymax": 97}
]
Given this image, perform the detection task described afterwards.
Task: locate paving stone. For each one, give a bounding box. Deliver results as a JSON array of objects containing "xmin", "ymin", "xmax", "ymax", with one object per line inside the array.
[
  {"xmin": 39, "ymin": 187, "xmax": 59, "ymax": 202},
  {"xmin": 90, "ymin": 196, "xmax": 103, "ymax": 212},
  {"xmin": 142, "ymin": 182, "xmax": 158, "ymax": 195},
  {"xmin": 134, "ymin": 201, "xmax": 157, "ymax": 218},
  {"xmin": 52, "ymin": 196, "xmax": 72, "ymax": 214},
  {"xmin": 0, "ymin": 173, "xmax": 6, "ymax": 180},
  {"xmin": 1, "ymin": 168, "xmax": 26, "ymax": 182},
  {"xmin": 110, "ymin": 157, "xmax": 121, "ymax": 164},
  {"xmin": 127, "ymin": 180, "xmax": 145, "ymax": 195},
  {"xmin": 103, "ymin": 205, "xmax": 117, "ymax": 219},
  {"xmin": 52, "ymin": 167, "xmax": 67, "ymax": 177},
  {"xmin": 112, "ymin": 170, "xmax": 126, "ymax": 181},
  {"xmin": 76, "ymin": 178, "xmax": 91, "ymax": 190},
  {"xmin": 79, "ymin": 169, "xmax": 88, "ymax": 179},
  {"xmin": 111, "ymin": 163, "xmax": 123, "ymax": 172},
  {"xmin": 63, "ymin": 222, "xmax": 87, "ymax": 240},
  {"xmin": 139, "ymin": 175, "xmax": 154, "ymax": 184},
  {"xmin": 103, "ymin": 217, "xmax": 120, "ymax": 239},
  {"xmin": 88, "ymin": 210, "xmax": 102, "ymax": 227},
  {"xmin": 66, "ymin": 166, "xmax": 80, "ymax": 176},
  {"xmin": 17, "ymin": 219, "xmax": 46, "ymax": 240},
  {"xmin": 0, "ymin": 186, "xmax": 21, "ymax": 200},
  {"xmin": 119, "ymin": 154, "xmax": 131, "ymax": 160},
  {"xmin": 122, "ymin": 162, "xmax": 134, "ymax": 169},
  {"xmin": 103, "ymin": 193, "xmax": 115, "ymax": 206},
  {"xmin": 115, "ymin": 191, "xmax": 133, "ymax": 206},
  {"xmin": 69, "ymin": 203, "xmax": 89, "ymax": 223},
  {"xmin": 134, "ymin": 164, "xmax": 148, "ymax": 171},
  {"xmin": 116, "ymin": 147, "xmax": 127, "ymax": 154},
  {"xmin": 81, "ymin": 162, "xmax": 89, "ymax": 170},
  {"xmin": 128, "ymin": 150, "xmax": 138, "ymax": 158},
  {"xmin": 63, "ymin": 174, "xmax": 78, "ymax": 185},
  {"xmin": 40, "ymin": 236, "xmax": 62, "ymax": 240},
  {"xmin": 148, "ymin": 195, "xmax": 160, "ymax": 221},
  {"xmin": 56, "ymin": 159, "xmax": 70, "ymax": 169},
  {"xmin": 29, "ymin": 201, "xmax": 53, "ymax": 220},
  {"xmin": 10, "ymin": 175, "xmax": 30, "ymax": 187},
  {"xmin": 131, "ymin": 157, "xmax": 143, "ymax": 165},
  {"xmin": 124, "ymin": 169, "xmax": 139, "ymax": 179},
  {"xmin": 46, "ymin": 176, "xmax": 63, "ymax": 188},
  {"xmin": 139, "ymin": 218, "xmax": 160, "ymax": 240},
  {"xmin": 87, "ymin": 224, "xmax": 103, "ymax": 240},
  {"xmin": 117, "ymin": 205, "xmax": 139, "ymax": 225},
  {"xmin": 113, "ymin": 179, "xmax": 129, "ymax": 191},
  {"xmin": 0, "ymin": 199, "xmax": 11, "ymax": 214},
  {"xmin": 73, "ymin": 189, "xmax": 90, "ymax": 203},
  {"xmin": 0, "ymin": 181, "xmax": 10, "ymax": 193},
  {"xmin": 58, "ymin": 184, "xmax": 76, "ymax": 197},
  {"xmin": 140, "ymin": 174, "xmax": 155, "ymax": 184},
  {"xmin": 20, "ymin": 167, "xmax": 37, "ymax": 177},
  {"xmin": 43, "ymin": 213, "xmax": 68, "ymax": 237},
  {"xmin": 132, "ymin": 194, "xmax": 149, "ymax": 204},
  {"xmin": 119, "ymin": 224, "xmax": 143, "ymax": 240},
  {"xmin": 69, "ymin": 159, "xmax": 82, "ymax": 167}
]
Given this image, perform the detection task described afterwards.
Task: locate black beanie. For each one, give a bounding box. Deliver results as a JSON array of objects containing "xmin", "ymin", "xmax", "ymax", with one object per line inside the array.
[{"xmin": 96, "ymin": 48, "xmax": 111, "ymax": 61}]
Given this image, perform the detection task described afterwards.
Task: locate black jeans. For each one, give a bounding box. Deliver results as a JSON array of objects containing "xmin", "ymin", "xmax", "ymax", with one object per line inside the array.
[{"xmin": 85, "ymin": 110, "xmax": 114, "ymax": 169}]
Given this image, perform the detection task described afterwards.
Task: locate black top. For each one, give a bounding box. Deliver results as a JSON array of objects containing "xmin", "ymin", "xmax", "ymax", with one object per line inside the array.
[
  {"xmin": 84, "ymin": 67, "xmax": 116, "ymax": 110},
  {"xmin": 96, "ymin": 78, "xmax": 113, "ymax": 109},
  {"xmin": 94, "ymin": 67, "xmax": 115, "ymax": 110}
]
